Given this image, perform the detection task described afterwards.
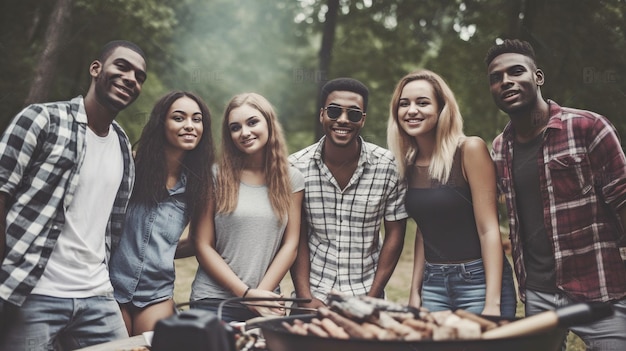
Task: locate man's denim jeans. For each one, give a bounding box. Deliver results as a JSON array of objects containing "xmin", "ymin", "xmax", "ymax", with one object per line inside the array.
[{"xmin": 0, "ymin": 294, "xmax": 127, "ymax": 351}]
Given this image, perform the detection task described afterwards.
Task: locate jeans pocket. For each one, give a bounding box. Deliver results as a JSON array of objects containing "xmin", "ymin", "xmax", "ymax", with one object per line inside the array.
[{"xmin": 423, "ymin": 271, "xmax": 433, "ymax": 284}]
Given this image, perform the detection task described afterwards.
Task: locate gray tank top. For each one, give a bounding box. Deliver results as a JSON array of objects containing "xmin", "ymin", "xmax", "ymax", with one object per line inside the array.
[{"xmin": 190, "ymin": 167, "xmax": 304, "ymax": 300}]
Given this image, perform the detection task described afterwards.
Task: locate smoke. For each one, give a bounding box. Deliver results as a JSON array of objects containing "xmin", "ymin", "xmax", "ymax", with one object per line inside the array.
[{"xmin": 163, "ymin": 0, "xmax": 319, "ymax": 146}]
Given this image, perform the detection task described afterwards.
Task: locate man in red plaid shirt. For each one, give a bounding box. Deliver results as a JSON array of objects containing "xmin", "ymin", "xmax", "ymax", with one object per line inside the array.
[{"xmin": 486, "ymin": 39, "xmax": 626, "ymax": 350}]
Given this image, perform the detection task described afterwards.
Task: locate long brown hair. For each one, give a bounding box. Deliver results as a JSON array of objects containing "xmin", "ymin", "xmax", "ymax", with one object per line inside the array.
[
  {"xmin": 132, "ymin": 91, "xmax": 215, "ymax": 223},
  {"xmin": 216, "ymin": 93, "xmax": 291, "ymax": 223}
]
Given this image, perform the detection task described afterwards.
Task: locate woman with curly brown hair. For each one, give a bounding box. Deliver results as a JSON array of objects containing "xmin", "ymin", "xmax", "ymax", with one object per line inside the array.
[{"xmin": 110, "ymin": 91, "xmax": 215, "ymax": 335}]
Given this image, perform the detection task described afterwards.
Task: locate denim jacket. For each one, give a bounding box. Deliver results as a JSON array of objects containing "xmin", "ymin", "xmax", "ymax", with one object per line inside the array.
[{"xmin": 110, "ymin": 174, "xmax": 188, "ymax": 307}]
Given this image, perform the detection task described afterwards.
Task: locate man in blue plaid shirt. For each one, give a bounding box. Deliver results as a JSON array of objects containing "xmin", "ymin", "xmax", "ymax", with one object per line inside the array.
[{"xmin": 0, "ymin": 40, "xmax": 146, "ymax": 350}]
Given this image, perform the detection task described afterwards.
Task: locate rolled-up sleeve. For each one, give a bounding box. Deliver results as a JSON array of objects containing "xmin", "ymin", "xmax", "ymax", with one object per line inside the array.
[
  {"xmin": 0, "ymin": 105, "xmax": 49, "ymax": 196},
  {"xmin": 590, "ymin": 116, "xmax": 626, "ymax": 212}
]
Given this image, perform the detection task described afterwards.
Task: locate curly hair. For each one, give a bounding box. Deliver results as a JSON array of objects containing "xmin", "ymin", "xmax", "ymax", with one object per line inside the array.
[
  {"xmin": 484, "ymin": 39, "xmax": 537, "ymax": 66},
  {"xmin": 98, "ymin": 40, "xmax": 146, "ymax": 62},
  {"xmin": 216, "ymin": 93, "xmax": 291, "ymax": 223},
  {"xmin": 131, "ymin": 91, "xmax": 215, "ymax": 223},
  {"xmin": 319, "ymin": 77, "xmax": 369, "ymax": 112}
]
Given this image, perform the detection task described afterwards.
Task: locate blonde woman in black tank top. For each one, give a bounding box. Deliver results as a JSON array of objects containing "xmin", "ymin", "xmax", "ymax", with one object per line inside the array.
[{"xmin": 387, "ymin": 70, "xmax": 516, "ymax": 317}]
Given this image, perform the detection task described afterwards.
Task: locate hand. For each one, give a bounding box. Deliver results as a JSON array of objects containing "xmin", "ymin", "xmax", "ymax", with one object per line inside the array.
[
  {"xmin": 481, "ymin": 304, "xmax": 501, "ymax": 317},
  {"xmin": 408, "ymin": 290, "xmax": 421, "ymax": 309},
  {"xmin": 299, "ymin": 297, "xmax": 326, "ymax": 310},
  {"xmin": 244, "ymin": 288, "xmax": 285, "ymax": 317},
  {"xmin": 286, "ymin": 296, "xmax": 325, "ymax": 316}
]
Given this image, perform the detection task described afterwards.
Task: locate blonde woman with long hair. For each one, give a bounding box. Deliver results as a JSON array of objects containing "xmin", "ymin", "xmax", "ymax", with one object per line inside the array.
[
  {"xmin": 387, "ymin": 70, "xmax": 516, "ymax": 317},
  {"xmin": 190, "ymin": 93, "xmax": 304, "ymax": 322}
]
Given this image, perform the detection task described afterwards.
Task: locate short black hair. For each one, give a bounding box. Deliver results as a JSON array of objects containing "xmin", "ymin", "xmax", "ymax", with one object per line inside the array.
[
  {"xmin": 484, "ymin": 39, "xmax": 536, "ymax": 66},
  {"xmin": 319, "ymin": 77, "xmax": 369, "ymax": 112},
  {"xmin": 98, "ymin": 40, "xmax": 146, "ymax": 63}
]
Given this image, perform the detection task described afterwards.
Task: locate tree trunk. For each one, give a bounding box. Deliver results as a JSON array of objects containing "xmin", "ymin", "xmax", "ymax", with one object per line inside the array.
[
  {"xmin": 314, "ymin": 0, "xmax": 340, "ymax": 140},
  {"xmin": 24, "ymin": 0, "xmax": 73, "ymax": 105}
]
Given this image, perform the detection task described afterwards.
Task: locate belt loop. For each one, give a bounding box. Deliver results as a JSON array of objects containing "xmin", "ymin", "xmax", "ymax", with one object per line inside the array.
[{"xmin": 459, "ymin": 262, "xmax": 468, "ymax": 275}]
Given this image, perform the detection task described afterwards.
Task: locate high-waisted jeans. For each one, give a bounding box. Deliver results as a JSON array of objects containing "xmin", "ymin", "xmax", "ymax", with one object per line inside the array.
[{"xmin": 421, "ymin": 258, "xmax": 517, "ymax": 318}]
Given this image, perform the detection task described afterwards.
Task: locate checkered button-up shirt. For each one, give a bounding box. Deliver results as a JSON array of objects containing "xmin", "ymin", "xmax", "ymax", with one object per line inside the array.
[
  {"xmin": 0, "ymin": 96, "xmax": 134, "ymax": 306},
  {"xmin": 492, "ymin": 100, "xmax": 626, "ymax": 302},
  {"xmin": 289, "ymin": 137, "xmax": 408, "ymax": 301}
]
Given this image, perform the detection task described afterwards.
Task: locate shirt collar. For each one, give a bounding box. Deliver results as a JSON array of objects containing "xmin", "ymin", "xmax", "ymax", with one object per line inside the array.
[
  {"xmin": 313, "ymin": 135, "xmax": 371, "ymax": 165},
  {"xmin": 502, "ymin": 99, "xmax": 564, "ymax": 142},
  {"xmin": 72, "ymin": 96, "xmax": 89, "ymax": 124},
  {"xmin": 168, "ymin": 172, "xmax": 187, "ymax": 195}
]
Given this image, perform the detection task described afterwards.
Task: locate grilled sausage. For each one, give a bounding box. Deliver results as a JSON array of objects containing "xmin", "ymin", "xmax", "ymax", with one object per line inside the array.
[
  {"xmin": 318, "ymin": 307, "xmax": 376, "ymax": 339},
  {"xmin": 318, "ymin": 317, "xmax": 350, "ymax": 339}
]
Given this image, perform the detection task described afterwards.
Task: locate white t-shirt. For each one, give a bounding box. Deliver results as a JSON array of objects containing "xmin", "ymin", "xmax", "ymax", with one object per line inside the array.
[{"xmin": 33, "ymin": 126, "xmax": 123, "ymax": 297}]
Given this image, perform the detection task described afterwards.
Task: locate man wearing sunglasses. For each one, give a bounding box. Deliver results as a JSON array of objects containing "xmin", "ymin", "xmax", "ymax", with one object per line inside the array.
[{"xmin": 289, "ymin": 78, "xmax": 408, "ymax": 310}]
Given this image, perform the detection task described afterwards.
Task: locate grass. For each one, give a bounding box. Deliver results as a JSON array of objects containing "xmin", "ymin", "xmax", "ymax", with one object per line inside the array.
[{"xmin": 173, "ymin": 221, "xmax": 585, "ymax": 350}]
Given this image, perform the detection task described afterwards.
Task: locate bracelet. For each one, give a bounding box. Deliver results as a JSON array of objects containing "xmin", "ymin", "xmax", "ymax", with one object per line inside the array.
[{"xmin": 242, "ymin": 287, "xmax": 251, "ymax": 298}]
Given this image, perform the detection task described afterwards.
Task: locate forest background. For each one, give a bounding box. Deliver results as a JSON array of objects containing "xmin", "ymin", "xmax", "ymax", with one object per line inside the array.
[
  {"xmin": 1, "ymin": 1, "xmax": 624, "ymax": 350},
  {"xmin": 1, "ymin": 0, "xmax": 624, "ymax": 147}
]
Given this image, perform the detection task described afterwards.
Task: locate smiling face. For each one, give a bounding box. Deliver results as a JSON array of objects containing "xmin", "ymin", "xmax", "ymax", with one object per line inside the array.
[
  {"xmin": 487, "ymin": 52, "xmax": 544, "ymax": 116},
  {"xmin": 396, "ymin": 79, "xmax": 440, "ymax": 139},
  {"xmin": 91, "ymin": 46, "xmax": 147, "ymax": 113},
  {"xmin": 228, "ymin": 104, "xmax": 269, "ymax": 156},
  {"xmin": 164, "ymin": 96, "xmax": 204, "ymax": 152},
  {"xmin": 319, "ymin": 90, "xmax": 366, "ymax": 148}
]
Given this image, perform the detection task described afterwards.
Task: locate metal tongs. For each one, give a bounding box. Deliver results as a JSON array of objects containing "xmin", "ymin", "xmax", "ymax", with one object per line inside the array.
[{"xmin": 217, "ymin": 296, "xmax": 313, "ymax": 321}]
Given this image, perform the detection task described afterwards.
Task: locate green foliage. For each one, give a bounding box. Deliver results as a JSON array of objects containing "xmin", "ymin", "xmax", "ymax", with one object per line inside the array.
[
  {"xmin": 0, "ymin": 0, "xmax": 179, "ymax": 135},
  {"xmin": 1, "ymin": 0, "xmax": 624, "ymax": 149},
  {"xmin": 293, "ymin": 0, "xmax": 625, "ymax": 146},
  {"xmin": 1, "ymin": 5, "xmax": 618, "ymax": 349}
]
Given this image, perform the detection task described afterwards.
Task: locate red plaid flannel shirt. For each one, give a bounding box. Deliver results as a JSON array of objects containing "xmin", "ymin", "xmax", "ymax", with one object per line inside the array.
[{"xmin": 492, "ymin": 100, "xmax": 626, "ymax": 302}]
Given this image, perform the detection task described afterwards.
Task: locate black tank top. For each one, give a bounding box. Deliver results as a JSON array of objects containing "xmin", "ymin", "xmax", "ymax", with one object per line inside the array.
[{"xmin": 405, "ymin": 145, "xmax": 482, "ymax": 263}]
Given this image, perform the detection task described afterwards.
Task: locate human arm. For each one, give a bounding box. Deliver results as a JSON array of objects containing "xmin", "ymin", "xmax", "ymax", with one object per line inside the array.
[
  {"xmin": 618, "ymin": 205, "xmax": 626, "ymax": 262},
  {"xmin": 588, "ymin": 116, "xmax": 626, "ymax": 223},
  {"xmin": 586, "ymin": 117, "xmax": 626, "ymax": 261},
  {"xmin": 463, "ymin": 137, "xmax": 504, "ymax": 316},
  {"xmin": 620, "ymin": 206, "xmax": 626, "ymax": 233},
  {"xmin": 174, "ymin": 232, "xmax": 195, "ymax": 259},
  {"xmin": 0, "ymin": 192, "xmax": 7, "ymax": 261},
  {"xmin": 0, "ymin": 105, "xmax": 49, "ymax": 263},
  {"xmin": 289, "ymin": 211, "xmax": 325, "ymax": 309},
  {"xmin": 408, "ymin": 225, "xmax": 425, "ymax": 308},
  {"xmin": 368, "ymin": 218, "xmax": 407, "ymax": 298},
  {"xmin": 253, "ymin": 190, "xmax": 304, "ymax": 315}
]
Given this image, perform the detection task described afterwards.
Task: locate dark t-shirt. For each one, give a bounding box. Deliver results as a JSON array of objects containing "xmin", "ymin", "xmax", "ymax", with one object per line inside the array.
[{"xmin": 513, "ymin": 133, "xmax": 557, "ymax": 293}]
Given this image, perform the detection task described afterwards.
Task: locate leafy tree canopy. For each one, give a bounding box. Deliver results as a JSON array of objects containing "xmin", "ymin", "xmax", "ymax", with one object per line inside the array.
[{"xmin": 1, "ymin": 0, "xmax": 624, "ymax": 150}]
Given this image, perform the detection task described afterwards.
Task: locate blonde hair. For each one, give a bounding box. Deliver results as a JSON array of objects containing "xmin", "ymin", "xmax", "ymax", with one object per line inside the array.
[
  {"xmin": 216, "ymin": 93, "xmax": 291, "ymax": 222},
  {"xmin": 387, "ymin": 70, "xmax": 465, "ymax": 183}
]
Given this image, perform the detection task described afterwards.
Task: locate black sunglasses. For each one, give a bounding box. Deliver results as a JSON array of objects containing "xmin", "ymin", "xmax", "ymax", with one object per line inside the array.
[{"xmin": 324, "ymin": 105, "xmax": 364, "ymax": 123}]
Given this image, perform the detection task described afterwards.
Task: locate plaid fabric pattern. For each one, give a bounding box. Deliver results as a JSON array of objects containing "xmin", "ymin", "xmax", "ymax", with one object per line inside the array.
[
  {"xmin": 289, "ymin": 137, "xmax": 408, "ymax": 301},
  {"xmin": 492, "ymin": 100, "xmax": 626, "ymax": 302},
  {"xmin": 0, "ymin": 96, "xmax": 134, "ymax": 306}
]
